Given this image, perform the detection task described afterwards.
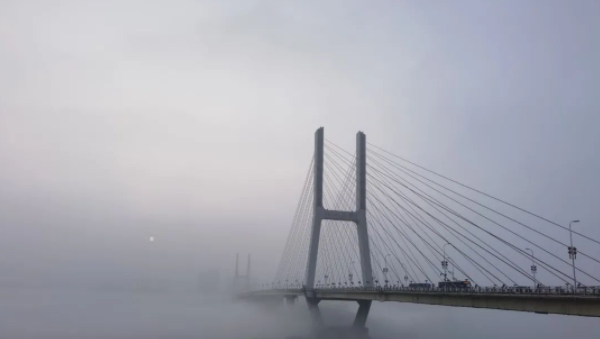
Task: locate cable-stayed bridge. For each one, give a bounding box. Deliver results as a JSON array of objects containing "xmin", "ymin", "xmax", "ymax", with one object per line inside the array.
[{"xmin": 238, "ymin": 128, "xmax": 600, "ymax": 337}]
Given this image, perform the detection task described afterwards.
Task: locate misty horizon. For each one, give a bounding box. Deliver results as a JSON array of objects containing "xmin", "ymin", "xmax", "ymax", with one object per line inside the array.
[{"xmin": 1, "ymin": 1, "xmax": 600, "ymax": 338}]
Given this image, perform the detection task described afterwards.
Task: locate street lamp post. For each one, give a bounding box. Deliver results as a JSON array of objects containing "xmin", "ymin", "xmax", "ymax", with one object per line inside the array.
[
  {"xmin": 569, "ymin": 220, "xmax": 580, "ymax": 290},
  {"xmin": 399, "ymin": 262, "xmax": 408, "ymax": 286},
  {"xmin": 525, "ymin": 247, "xmax": 537, "ymax": 289},
  {"xmin": 442, "ymin": 243, "xmax": 451, "ymax": 283},
  {"xmin": 383, "ymin": 254, "xmax": 391, "ymax": 287}
]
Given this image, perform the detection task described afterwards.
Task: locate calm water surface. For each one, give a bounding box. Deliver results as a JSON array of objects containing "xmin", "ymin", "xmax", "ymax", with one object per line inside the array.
[{"xmin": 1, "ymin": 289, "xmax": 598, "ymax": 339}]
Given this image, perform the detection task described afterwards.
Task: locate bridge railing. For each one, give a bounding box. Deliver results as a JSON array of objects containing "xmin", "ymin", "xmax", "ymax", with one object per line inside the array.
[{"xmin": 247, "ymin": 285, "xmax": 600, "ymax": 297}]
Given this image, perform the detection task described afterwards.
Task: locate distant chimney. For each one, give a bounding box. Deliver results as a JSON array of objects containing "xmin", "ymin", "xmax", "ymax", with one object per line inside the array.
[
  {"xmin": 235, "ymin": 253, "xmax": 239, "ymax": 278},
  {"xmin": 247, "ymin": 254, "xmax": 251, "ymax": 279}
]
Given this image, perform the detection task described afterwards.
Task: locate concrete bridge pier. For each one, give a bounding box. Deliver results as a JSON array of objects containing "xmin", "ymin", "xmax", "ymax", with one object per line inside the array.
[
  {"xmin": 353, "ymin": 300, "xmax": 372, "ymax": 329},
  {"xmin": 285, "ymin": 295, "xmax": 297, "ymax": 306},
  {"xmin": 252, "ymin": 295, "xmax": 283, "ymax": 309},
  {"xmin": 305, "ymin": 298, "xmax": 371, "ymax": 339},
  {"xmin": 307, "ymin": 297, "xmax": 324, "ymax": 337},
  {"xmin": 314, "ymin": 326, "xmax": 370, "ymax": 339}
]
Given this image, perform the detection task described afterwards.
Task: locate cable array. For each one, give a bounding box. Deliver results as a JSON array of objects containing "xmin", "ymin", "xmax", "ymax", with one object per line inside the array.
[{"xmin": 273, "ymin": 141, "xmax": 600, "ymax": 290}]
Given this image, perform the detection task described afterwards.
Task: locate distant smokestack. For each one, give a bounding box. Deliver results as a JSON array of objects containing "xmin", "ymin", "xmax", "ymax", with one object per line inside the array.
[
  {"xmin": 235, "ymin": 253, "xmax": 239, "ymax": 278},
  {"xmin": 247, "ymin": 254, "xmax": 251, "ymax": 279}
]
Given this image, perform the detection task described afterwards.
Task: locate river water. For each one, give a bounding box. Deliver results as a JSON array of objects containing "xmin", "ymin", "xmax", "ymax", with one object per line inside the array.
[{"xmin": 1, "ymin": 288, "xmax": 598, "ymax": 339}]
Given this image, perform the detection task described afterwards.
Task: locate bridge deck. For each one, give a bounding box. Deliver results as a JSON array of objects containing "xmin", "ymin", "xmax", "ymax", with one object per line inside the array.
[{"xmin": 239, "ymin": 289, "xmax": 600, "ymax": 317}]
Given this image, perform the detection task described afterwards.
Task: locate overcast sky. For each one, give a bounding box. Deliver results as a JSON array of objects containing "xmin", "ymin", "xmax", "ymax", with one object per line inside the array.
[{"xmin": 1, "ymin": 0, "xmax": 599, "ymax": 288}]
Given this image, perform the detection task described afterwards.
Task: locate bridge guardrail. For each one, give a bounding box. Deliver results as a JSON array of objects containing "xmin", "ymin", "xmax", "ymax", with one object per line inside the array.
[{"xmin": 244, "ymin": 285, "xmax": 600, "ymax": 297}]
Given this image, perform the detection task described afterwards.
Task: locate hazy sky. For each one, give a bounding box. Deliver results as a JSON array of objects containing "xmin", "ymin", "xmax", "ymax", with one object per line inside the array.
[{"xmin": 1, "ymin": 0, "xmax": 599, "ymax": 287}]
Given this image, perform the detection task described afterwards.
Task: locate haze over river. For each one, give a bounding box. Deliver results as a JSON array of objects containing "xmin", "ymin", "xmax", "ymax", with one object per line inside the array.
[{"xmin": 1, "ymin": 288, "xmax": 598, "ymax": 339}]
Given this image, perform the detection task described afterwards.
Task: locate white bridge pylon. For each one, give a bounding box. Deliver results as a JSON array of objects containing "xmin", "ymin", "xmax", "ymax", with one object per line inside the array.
[{"xmin": 305, "ymin": 127, "xmax": 374, "ymax": 290}]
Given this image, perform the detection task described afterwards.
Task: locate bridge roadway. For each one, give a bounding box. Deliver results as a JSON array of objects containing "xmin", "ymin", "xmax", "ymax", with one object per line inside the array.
[{"xmin": 239, "ymin": 287, "xmax": 600, "ymax": 317}]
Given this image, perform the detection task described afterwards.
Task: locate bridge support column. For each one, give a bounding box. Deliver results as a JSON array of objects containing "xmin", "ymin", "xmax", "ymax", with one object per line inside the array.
[
  {"xmin": 284, "ymin": 295, "xmax": 297, "ymax": 306},
  {"xmin": 307, "ymin": 297, "xmax": 324, "ymax": 335},
  {"xmin": 353, "ymin": 300, "xmax": 372, "ymax": 329}
]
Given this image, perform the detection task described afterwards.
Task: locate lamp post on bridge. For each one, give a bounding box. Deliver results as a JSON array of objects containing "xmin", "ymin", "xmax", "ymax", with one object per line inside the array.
[
  {"xmin": 525, "ymin": 247, "xmax": 537, "ymax": 289},
  {"xmin": 568, "ymin": 220, "xmax": 580, "ymax": 291},
  {"xmin": 399, "ymin": 262, "xmax": 408, "ymax": 286},
  {"xmin": 442, "ymin": 243, "xmax": 451, "ymax": 283},
  {"xmin": 383, "ymin": 254, "xmax": 391, "ymax": 287},
  {"xmin": 348, "ymin": 260, "xmax": 355, "ymax": 286}
]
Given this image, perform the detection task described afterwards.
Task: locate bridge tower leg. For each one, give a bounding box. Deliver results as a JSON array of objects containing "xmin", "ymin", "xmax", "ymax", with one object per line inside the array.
[
  {"xmin": 306, "ymin": 128, "xmax": 325, "ymax": 291},
  {"xmin": 355, "ymin": 130, "xmax": 374, "ymax": 288},
  {"xmin": 305, "ymin": 128, "xmax": 374, "ymax": 334}
]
